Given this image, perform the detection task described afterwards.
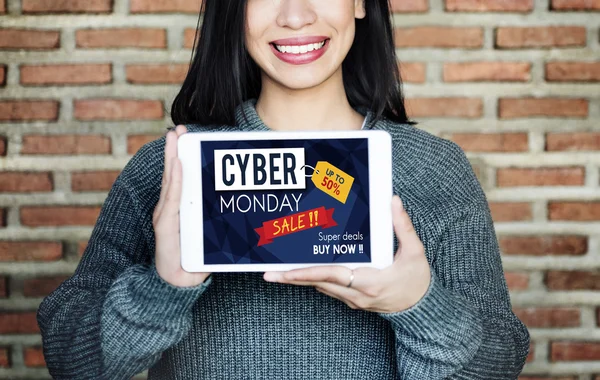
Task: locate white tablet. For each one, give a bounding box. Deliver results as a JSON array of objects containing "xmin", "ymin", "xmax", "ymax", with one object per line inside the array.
[{"xmin": 178, "ymin": 130, "xmax": 393, "ymax": 272}]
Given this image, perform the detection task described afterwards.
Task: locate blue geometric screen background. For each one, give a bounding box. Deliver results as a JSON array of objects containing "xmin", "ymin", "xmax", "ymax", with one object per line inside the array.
[{"xmin": 200, "ymin": 138, "xmax": 371, "ymax": 265}]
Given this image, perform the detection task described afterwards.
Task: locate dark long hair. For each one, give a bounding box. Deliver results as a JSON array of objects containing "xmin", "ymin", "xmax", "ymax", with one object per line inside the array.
[{"xmin": 170, "ymin": 0, "xmax": 416, "ymax": 127}]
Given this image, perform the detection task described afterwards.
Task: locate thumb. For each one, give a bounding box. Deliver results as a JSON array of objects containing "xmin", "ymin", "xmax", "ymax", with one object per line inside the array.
[
  {"xmin": 392, "ymin": 195, "xmax": 419, "ymax": 252},
  {"xmin": 164, "ymin": 158, "xmax": 183, "ymax": 218}
]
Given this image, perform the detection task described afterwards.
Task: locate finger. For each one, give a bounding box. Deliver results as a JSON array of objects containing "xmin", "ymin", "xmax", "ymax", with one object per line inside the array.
[
  {"xmin": 264, "ymin": 270, "xmax": 329, "ymax": 286},
  {"xmin": 174, "ymin": 124, "xmax": 187, "ymax": 137},
  {"xmin": 268, "ymin": 266, "xmax": 379, "ymax": 294},
  {"xmin": 169, "ymin": 125, "xmax": 186, "ymax": 205},
  {"xmin": 263, "ymin": 271, "xmax": 284, "ymax": 282},
  {"xmin": 392, "ymin": 195, "xmax": 420, "ymax": 253},
  {"xmin": 280, "ymin": 266, "xmax": 351, "ymax": 286},
  {"xmin": 163, "ymin": 157, "xmax": 183, "ymax": 219},
  {"xmin": 164, "ymin": 130, "xmax": 178, "ymax": 181},
  {"xmin": 315, "ymin": 281, "xmax": 363, "ymax": 300},
  {"xmin": 156, "ymin": 131, "xmax": 177, "ymax": 216},
  {"xmin": 264, "ymin": 266, "xmax": 385, "ymax": 297}
]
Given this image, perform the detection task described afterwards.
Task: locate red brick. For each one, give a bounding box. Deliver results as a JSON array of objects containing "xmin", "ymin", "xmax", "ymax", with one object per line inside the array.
[
  {"xmin": 500, "ymin": 235, "xmax": 587, "ymax": 256},
  {"xmin": 446, "ymin": 0, "xmax": 534, "ymax": 12},
  {"xmin": 0, "ymin": 276, "xmax": 6, "ymax": 297},
  {"xmin": 0, "ymin": 0, "xmax": 5, "ymax": 13},
  {"xmin": 0, "ymin": 312, "xmax": 39, "ymax": 334},
  {"xmin": 23, "ymin": 346, "xmax": 45, "ymax": 367},
  {"xmin": 78, "ymin": 240, "xmax": 88, "ymax": 257},
  {"xmin": 448, "ymin": 133, "xmax": 528, "ymax": 152},
  {"xmin": 546, "ymin": 132, "xmax": 600, "ymax": 151},
  {"xmin": 183, "ymin": 28, "xmax": 199, "ymax": 49},
  {"xmin": 0, "ymin": 65, "xmax": 6, "ymax": 86},
  {"xmin": 0, "ymin": 241, "xmax": 62, "ymax": 261},
  {"xmin": 22, "ymin": 0, "xmax": 112, "ymax": 13},
  {"xmin": 0, "ymin": 172, "xmax": 53, "ymax": 192},
  {"xmin": 496, "ymin": 27, "xmax": 586, "ymax": 48},
  {"xmin": 126, "ymin": 64, "xmax": 188, "ymax": 84},
  {"xmin": 497, "ymin": 167, "xmax": 585, "ymax": 187},
  {"xmin": 21, "ymin": 206, "xmax": 101, "ymax": 227},
  {"xmin": 127, "ymin": 134, "xmax": 161, "ymax": 154},
  {"xmin": 546, "ymin": 62, "xmax": 600, "ymax": 82},
  {"xmin": 406, "ymin": 97, "xmax": 482, "ymax": 118},
  {"xmin": 398, "ymin": 62, "xmax": 426, "ymax": 83},
  {"xmin": 74, "ymin": 99, "xmax": 164, "ymax": 120},
  {"xmin": 551, "ymin": 342, "xmax": 600, "ymax": 361},
  {"xmin": 0, "ymin": 347, "xmax": 9, "ymax": 368},
  {"xmin": 20, "ymin": 64, "xmax": 112, "ymax": 85},
  {"xmin": 551, "ymin": 0, "xmax": 600, "ymax": 10},
  {"xmin": 443, "ymin": 62, "xmax": 530, "ymax": 82},
  {"xmin": 548, "ymin": 202, "xmax": 600, "ymax": 221},
  {"xmin": 514, "ymin": 307, "xmax": 580, "ymax": 328},
  {"xmin": 489, "ymin": 202, "xmax": 532, "ymax": 222},
  {"xmin": 71, "ymin": 171, "xmax": 120, "ymax": 192},
  {"xmin": 390, "ymin": 0, "xmax": 429, "ymax": 12},
  {"xmin": 0, "ymin": 136, "xmax": 6, "ymax": 156},
  {"xmin": 21, "ymin": 135, "xmax": 111, "ymax": 155},
  {"xmin": 546, "ymin": 271, "xmax": 600, "ymax": 290},
  {"xmin": 76, "ymin": 28, "xmax": 167, "ymax": 49},
  {"xmin": 498, "ymin": 98, "xmax": 588, "ymax": 119},
  {"xmin": 130, "ymin": 0, "xmax": 201, "ymax": 13},
  {"xmin": 0, "ymin": 100, "xmax": 59, "ymax": 121},
  {"xmin": 395, "ymin": 27, "xmax": 483, "ymax": 48},
  {"xmin": 23, "ymin": 275, "xmax": 69, "ymax": 297},
  {"xmin": 0, "ymin": 29, "xmax": 60, "ymax": 50},
  {"xmin": 505, "ymin": 272, "xmax": 529, "ymax": 291}
]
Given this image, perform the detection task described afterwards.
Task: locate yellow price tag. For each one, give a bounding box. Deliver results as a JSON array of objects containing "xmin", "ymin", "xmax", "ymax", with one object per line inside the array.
[{"xmin": 311, "ymin": 161, "xmax": 354, "ymax": 204}]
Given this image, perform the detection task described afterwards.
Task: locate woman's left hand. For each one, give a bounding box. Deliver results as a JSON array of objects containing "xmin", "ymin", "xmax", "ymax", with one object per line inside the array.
[{"xmin": 263, "ymin": 195, "xmax": 432, "ymax": 314}]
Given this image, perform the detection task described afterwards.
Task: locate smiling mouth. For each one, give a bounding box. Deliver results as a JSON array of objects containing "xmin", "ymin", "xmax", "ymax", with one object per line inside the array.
[{"xmin": 271, "ymin": 38, "xmax": 329, "ymax": 54}]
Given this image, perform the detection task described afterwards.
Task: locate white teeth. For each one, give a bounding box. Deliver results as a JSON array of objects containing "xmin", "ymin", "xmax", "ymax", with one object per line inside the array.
[{"xmin": 274, "ymin": 40, "xmax": 326, "ymax": 54}]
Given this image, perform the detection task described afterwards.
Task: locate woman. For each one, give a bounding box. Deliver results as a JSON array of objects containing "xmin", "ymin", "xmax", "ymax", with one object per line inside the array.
[{"xmin": 37, "ymin": 0, "xmax": 530, "ymax": 379}]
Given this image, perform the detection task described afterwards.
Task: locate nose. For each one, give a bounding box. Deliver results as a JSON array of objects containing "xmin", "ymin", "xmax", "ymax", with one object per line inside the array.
[{"xmin": 276, "ymin": 0, "xmax": 317, "ymax": 30}]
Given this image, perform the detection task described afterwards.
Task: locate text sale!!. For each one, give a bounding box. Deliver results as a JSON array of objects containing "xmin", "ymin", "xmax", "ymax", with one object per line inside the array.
[{"xmin": 212, "ymin": 146, "xmax": 363, "ymax": 254}]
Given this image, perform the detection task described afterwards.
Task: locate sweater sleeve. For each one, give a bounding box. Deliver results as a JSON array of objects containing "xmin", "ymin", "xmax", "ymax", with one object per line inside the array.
[
  {"xmin": 377, "ymin": 199, "xmax": 530, "ymax": 379},
  {"xmin": 36, "ymin": 177, "xmax": 213, "ymax": 380}
]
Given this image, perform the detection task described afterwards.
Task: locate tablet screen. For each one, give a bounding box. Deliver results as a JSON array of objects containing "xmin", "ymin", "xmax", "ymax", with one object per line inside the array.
[{"xmin": 200, "ymin": 138, "xmax": 371, "ymax": 265}]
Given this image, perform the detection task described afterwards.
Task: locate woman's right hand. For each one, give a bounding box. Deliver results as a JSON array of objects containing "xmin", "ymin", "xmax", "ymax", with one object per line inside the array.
[{"xmin": 153, "ymin": 124, "xmax": 211, "ymax": 288}]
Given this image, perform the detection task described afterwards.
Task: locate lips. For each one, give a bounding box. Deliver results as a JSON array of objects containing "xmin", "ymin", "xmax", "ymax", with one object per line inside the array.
[
  {"xmin": 269, "ymin": 38, "xmax": 330, "ymax": 65},
  {"xmin": 270, "ymin": 35, "xmax": 329, "ymax": 46}
]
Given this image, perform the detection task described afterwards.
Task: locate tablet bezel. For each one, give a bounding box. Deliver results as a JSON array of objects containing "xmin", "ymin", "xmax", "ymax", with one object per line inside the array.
[{"xmin": 178, "ymin": 130, "xmax": 393, "ymax": 272}]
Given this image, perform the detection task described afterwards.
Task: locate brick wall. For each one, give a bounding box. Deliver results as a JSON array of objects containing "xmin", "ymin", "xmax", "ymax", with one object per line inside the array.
[{"xmin": 0, "ymin": 0, "xmax": 599, "ymax": 378}]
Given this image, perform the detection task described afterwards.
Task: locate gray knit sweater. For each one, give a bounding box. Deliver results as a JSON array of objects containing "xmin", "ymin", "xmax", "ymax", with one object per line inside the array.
[{"xmin": 37, "ymin": 98, "xmax": 530, "ymax": 380}]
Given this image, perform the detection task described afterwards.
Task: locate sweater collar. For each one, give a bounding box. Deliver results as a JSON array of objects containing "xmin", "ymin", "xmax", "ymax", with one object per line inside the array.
[{"xmin": 234, "ymin": 98, "xmax": 377, "ymax": 131}]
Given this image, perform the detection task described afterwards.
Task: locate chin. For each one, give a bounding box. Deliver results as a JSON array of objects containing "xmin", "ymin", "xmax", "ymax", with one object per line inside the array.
[
  {"xmin": 277, "ymin": 77, "xmax": 328, "ymax": 90},
  {"xmin": 274, "ymin": 67, "xmax": 339, "ymax": 88}
]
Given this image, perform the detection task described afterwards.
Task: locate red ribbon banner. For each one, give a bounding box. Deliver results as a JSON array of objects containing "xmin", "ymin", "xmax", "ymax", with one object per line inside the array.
[{"xmin": 254, "ymin": 206, "xmax": 337, "ymax": 246}]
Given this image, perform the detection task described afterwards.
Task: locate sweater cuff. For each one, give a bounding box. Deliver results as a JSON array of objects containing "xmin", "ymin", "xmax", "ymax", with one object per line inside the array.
[
  {"xmin": 145, "ymin": 264, "xmax": 213, "ymax": 317},
  {"xmin": 377, "ymin": 269, "xmax": 483, "ymax": 345},
  {"xmin": 106, "ymin": 264, "xmax": 213, "ymax": 326}
]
